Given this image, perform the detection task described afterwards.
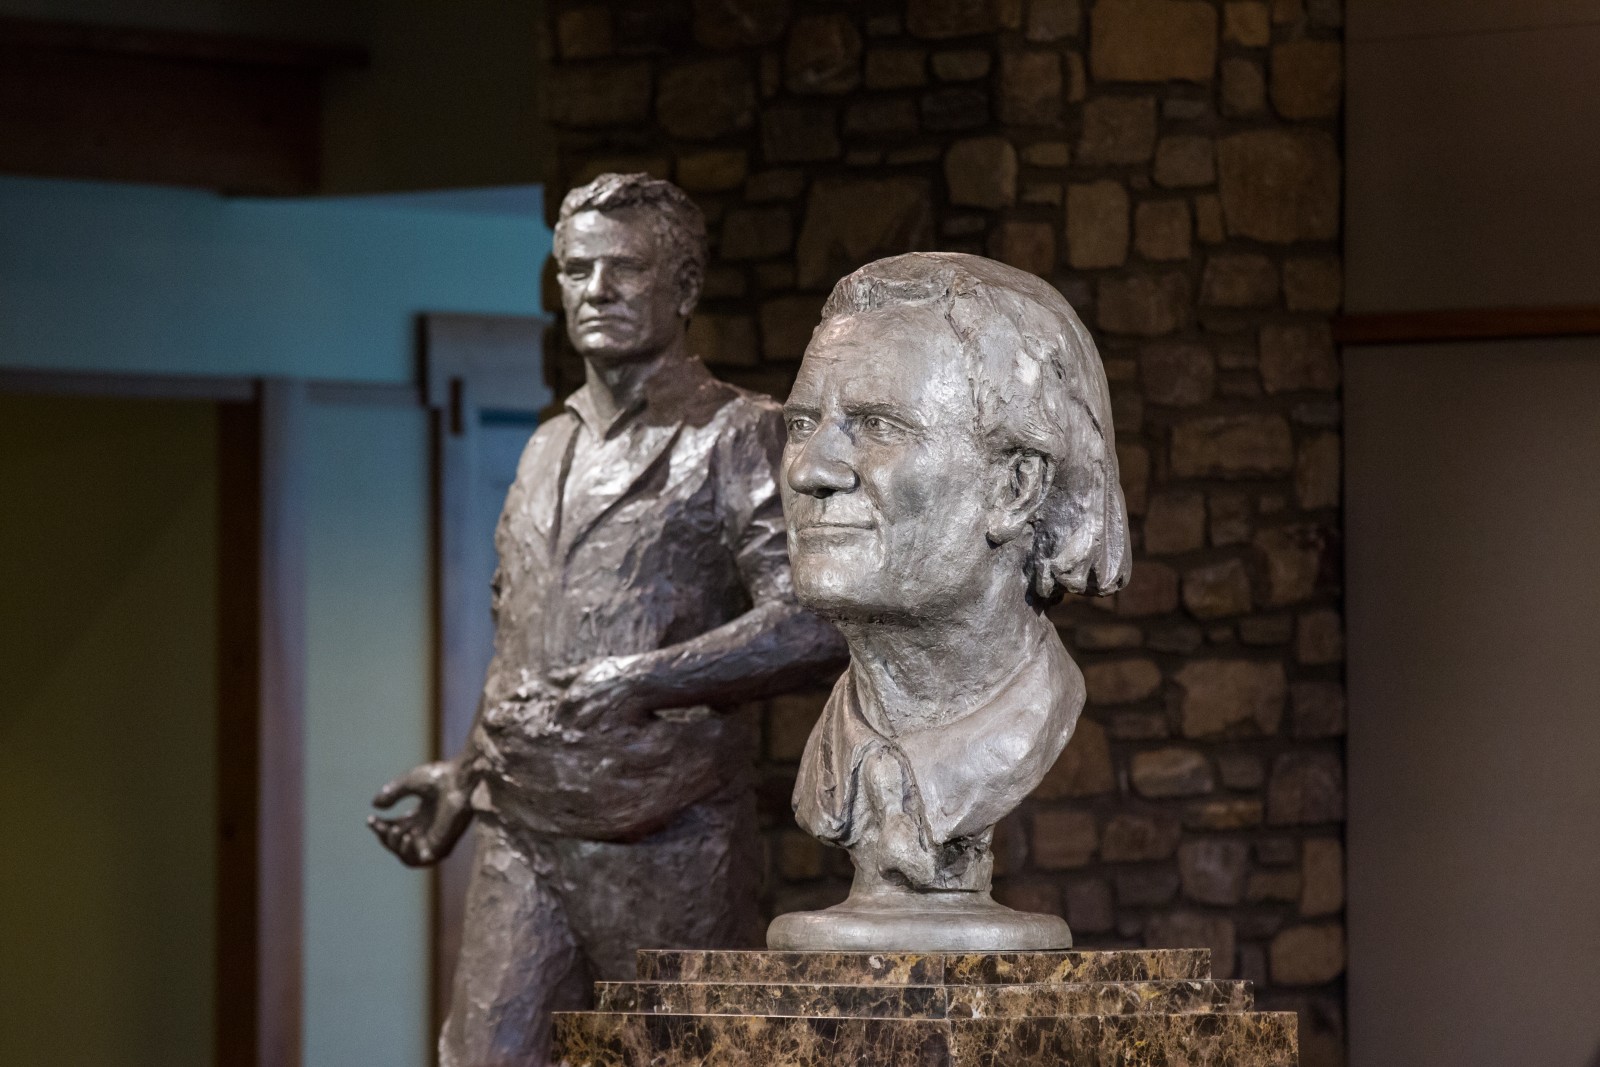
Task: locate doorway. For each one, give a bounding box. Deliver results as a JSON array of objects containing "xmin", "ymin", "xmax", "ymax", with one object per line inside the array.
[{"xmin": 0, "ymin": 392, "xmax": 221, "ymax": 1067}]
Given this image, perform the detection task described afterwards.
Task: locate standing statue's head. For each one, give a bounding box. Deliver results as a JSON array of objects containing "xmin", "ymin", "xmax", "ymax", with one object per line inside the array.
[
  {"xmin": 553, "ymin": 172, "xmax": 709, "ymax": 368},
  {"xmin": 781, "ymin": 252, "xmax": 1131, "ymax": 627}
]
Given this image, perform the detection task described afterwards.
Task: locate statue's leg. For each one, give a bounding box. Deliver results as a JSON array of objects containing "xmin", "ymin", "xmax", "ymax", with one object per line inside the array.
[
  {"xmin": 549, "ymin": 786, "xmax": 762, "ymax": 979},
  {"xmin": 439, "ymin": 821, "xmax": 590, "ymax": 1067}
]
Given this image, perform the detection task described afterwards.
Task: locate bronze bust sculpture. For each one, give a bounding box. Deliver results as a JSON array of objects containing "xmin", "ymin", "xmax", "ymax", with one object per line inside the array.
[
  {"xmin": 769, "ymin": 252, "xmax": 1130, "ymax": 952},
  {"xmin": 367, "ymin": 174, "xmax": 843, "ymax": 1066}
]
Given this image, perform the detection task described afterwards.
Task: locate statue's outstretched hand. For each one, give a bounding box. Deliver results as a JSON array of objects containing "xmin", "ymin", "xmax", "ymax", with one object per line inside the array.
[{"xmin": 367, "ymin": 760, "xmax": 472, "ymax": 866}]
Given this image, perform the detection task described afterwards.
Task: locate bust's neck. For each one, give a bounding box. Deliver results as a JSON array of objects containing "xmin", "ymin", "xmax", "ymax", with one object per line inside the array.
[{"xmin": 835, "ymin": 589, "xmax": 1052, "ymax": 737}]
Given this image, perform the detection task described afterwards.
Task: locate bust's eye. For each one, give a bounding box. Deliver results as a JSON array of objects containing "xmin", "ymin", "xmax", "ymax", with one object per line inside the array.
[
  {"xmin": 786, "ymin": 415, "xmax": 818, "ymax": 439},
  {"xmin": 861, "ymin": 415, "xmax": 903, "ymax": 438}
]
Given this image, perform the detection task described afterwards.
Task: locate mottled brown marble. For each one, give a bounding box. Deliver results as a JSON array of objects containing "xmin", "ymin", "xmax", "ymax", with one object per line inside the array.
[
  {"xmin": 557, "ymin": 950, "xmax": 1296, "ymax": 1066},
  {"xmin": 947, "ymin": 978, "xmax": 1251, "ymax": 1019},
  {"xmin": 553, "ymin": 1011, "xmax": 1298, "ymax": 1066},
  {"xmin": 596, "ymin": 980, "xmax": 945, "ymax": 1018},
  {"xmin": 595, "ymin": 978, "xmax": 1250, "ymax": 1019},
  {"xmin": 636, "ymin": 948, "xmax": 1210, "ymax": 986},
  {"xmin": 637, "ymin": 949, "xmax": 944, "ymax": 985},
  {"xmin": 946, "ymin": 949, "xmax": 1212, "ymax": 985}
]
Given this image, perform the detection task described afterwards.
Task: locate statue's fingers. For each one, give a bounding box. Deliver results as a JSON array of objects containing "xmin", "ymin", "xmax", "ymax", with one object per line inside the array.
[
  {"xmin": 373, "ymin": 779, "xmax": 409, "ymax": 808},
  {"xmin": 368, "ymin": 817, "xmax": 402, "ymax": 853}
]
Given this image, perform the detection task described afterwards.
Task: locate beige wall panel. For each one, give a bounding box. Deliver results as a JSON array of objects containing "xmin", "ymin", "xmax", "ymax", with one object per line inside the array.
[
  {"xmin": 1346, "ymin": 24, "xmax": 1600, "ymax": 311},
  {"xmin": 1345, "ymin": 341, "xmax": 1600, "ymax": 1067}
]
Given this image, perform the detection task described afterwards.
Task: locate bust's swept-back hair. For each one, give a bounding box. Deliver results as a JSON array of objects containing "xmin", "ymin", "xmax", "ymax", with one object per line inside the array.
[
  {"xmin": 555, "ymin": 172, "xmax": 709, "ymax": 311},
  {"xmin": 819, "ymin": 252, "xmax": 1131, "ymax": 602}
]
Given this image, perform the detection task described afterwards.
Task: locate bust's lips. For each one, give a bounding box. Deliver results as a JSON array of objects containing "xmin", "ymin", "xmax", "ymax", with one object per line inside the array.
[{"xmin": 794, "ymin": 521, "xmax": 875, "ymax": 545}]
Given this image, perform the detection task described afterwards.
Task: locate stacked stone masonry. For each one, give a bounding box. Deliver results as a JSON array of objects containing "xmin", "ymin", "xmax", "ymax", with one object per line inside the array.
[{"xmin": 540, "ymin": 1, "xmax": 1345, "ymax": 1063}]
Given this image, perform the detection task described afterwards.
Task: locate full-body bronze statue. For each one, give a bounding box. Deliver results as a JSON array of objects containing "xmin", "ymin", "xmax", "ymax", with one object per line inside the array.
[
  {"xmin": 368, "ymin": 173, "xmax": 844, "ymax": 1067},
  {"xmin": 768, "ymin": 252, "xmax": 1131, "ymax": 953}
]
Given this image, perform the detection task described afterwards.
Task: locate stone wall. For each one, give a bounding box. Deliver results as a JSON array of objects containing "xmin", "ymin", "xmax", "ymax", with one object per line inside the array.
[{"xmin": 539, "ymin": 1, "xmax": 1345, "ymax": 1062}]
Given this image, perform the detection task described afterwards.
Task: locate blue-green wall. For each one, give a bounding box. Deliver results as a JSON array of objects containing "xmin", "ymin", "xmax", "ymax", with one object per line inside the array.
[
  {"xmin": 0, "ymin": 174, "xmax": 550, "ymax": 1067},
  {"xmin": 0, "ymin": 175, "xmax": 547, "ymax": 382},
  {"xmin": 304, "ymin": 402, "xmax": 435, "ymax": 1067}
]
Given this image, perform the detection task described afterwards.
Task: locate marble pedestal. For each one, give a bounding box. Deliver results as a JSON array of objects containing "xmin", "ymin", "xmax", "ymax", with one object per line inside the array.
[{"xmin": 552, "ymin": 948, "xmax": 1297, "ymax": 1066}]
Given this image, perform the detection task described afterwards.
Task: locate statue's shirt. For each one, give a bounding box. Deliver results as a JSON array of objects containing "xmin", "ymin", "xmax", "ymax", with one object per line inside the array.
[
  {"xmin": 478, "ymin": 358, "xmax": 792, "ymax": 841},
  {"xmin": 793, "ymin": 627, "xmax": 1084, "ymax": 890}
]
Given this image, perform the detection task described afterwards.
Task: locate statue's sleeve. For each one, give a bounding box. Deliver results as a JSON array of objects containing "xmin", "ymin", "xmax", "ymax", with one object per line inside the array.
[{"xmin": 716, "ymin": 399, "xmax": 795, "ymax": 607}]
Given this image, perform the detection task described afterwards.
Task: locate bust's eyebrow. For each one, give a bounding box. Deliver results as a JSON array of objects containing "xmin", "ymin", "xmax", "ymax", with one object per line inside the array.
[
  {"xmin": 842, "ymin": 398, "xmax": 925, "ymax": 430},
  {"xmin": 782, "ymin": 400, "xmax": 820, "ymax": 419},
  {"xmin": 560, "ymin": 253, "xmax": 648, "ymax": 269}
]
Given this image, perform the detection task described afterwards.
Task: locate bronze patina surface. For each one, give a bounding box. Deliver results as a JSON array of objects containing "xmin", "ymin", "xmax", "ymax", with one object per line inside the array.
[
  {"xmin": 365, "ymin": 174, "xmax": 844, "ymax": 1067},
  {"xmin": 771, "ymin": 253, "xmax": 1130, "ymax": 951}
]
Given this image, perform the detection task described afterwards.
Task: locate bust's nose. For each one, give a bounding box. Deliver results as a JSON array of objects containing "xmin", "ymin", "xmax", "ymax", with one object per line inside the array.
[
  {"xmin": 583, "ymin": 261, "xmax": 620, "ymax": 302},
  {"xmin": 787, "ymin": 425, "xmax": 858, "ymax": 498}
]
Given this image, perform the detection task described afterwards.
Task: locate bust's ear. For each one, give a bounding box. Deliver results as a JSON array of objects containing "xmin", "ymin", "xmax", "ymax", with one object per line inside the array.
[
  {"xmin": 677, "ymin": 272, "xmax": 702, "ymax": 319},
  {"xmin": 987, "ymin": 451, "xmax": 1050, "ymax": 544}
]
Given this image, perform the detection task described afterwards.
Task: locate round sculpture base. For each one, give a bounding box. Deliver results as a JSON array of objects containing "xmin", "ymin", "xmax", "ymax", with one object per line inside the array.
[{"xmin": 767, "ymin": 889, "xmax": 1072, "ymax": 952}]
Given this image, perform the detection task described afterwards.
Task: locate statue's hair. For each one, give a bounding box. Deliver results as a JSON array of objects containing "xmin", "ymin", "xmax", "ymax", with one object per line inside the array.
[
  {"xmin": 555, "ymin": 172, "xmax": 708, "ymax": 311},
  {"xmin": 819, "ymin": 253, "xmax": 1131, "ymax": 602}
]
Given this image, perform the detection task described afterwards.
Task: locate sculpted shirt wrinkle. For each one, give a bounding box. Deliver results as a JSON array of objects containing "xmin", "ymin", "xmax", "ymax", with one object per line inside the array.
[
  {"xmin": 478, "ymin": 357, "xmax": 792, "ymax": 841},
  {"xmin": 794, "ymin": 626, "xmax": 1083, "ymax": 883}
]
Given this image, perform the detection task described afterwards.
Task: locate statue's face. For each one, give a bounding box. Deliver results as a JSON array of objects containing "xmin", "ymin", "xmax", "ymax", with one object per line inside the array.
[
  {"xmin": 782, "ymin": 306, "xmax": 999, "ymax": 621},
  {"xmin": 556, "ymin": 207, "xmax": 685, "ymax": 366}
]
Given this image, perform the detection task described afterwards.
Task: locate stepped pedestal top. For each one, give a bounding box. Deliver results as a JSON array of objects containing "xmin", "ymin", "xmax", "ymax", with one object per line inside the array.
[{"xmin": 552, "ymin": 949, "xmax": 1298, "ymax": 1066}]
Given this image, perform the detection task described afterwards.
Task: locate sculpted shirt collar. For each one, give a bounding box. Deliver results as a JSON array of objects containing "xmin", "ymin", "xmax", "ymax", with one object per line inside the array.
[
  {"xmin": 795, "ymin": 624, "xmax": 1082, "ymax": 850},
  {"xmin": 563, "ymin": 355, "xmax": 715, "ymax": 439}
]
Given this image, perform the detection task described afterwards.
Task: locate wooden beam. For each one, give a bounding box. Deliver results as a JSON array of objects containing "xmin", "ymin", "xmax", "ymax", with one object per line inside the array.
[
  {"xmin": 1335, "ymin": 306, "xmax": 1600, "ymax": 346},
  {"xmin": 217, "ymin": 380, "xmax": 308, "ymax": 1067},
  {"xmin": 216, "ymin": 398, "xmax": 264, "ymax": 1067},
  {"xmin": 0, "ymin": 16, "xmax": 364, "ymax": 69},
  {"xmin": 0, "ymin": 16, "xmax": 363, "ymax": 194},
  {"xmin": 0, "ymin": 367, "xmax": 419, "ymax": 406},
  {"xmin": 0, "ymin": 366, "xmax": 256, "ymax": 402}
]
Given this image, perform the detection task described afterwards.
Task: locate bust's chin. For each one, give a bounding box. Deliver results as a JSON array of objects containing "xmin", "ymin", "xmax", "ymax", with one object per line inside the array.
[
  {"xmin": 795, "ymin": 566, "xmax": 887, "ymax": 620},
  {"xmin": 792, "ymin": 565, "xmax": 940, "ymax": 628},
  {"xmin": 568, "ymin": 321, "xmax": 683, "ymax": 367}
]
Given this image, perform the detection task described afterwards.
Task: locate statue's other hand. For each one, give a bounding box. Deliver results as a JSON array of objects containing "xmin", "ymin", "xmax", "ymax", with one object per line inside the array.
[
  {"xmin": 367, "ymin": 760, "xmax": 472, "ymax": 867},
  {"xmin": 551, "ymin": 654, "xmax": 649, "ymax": 729}
]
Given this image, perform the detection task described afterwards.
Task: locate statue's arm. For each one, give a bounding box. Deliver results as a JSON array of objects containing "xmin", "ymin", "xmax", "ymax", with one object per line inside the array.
[
  {"xmin": 610, "ymin": 599, "xmax": 845, "ymax": 710},
  {"xmin": 369, "ymin": 436, "xmax": 547, "ymax": 863},
  {"xmin": 553, "ymin": 399, "xmax": 846, "ymax": 723},
  {"xmin": 633, "ymin": 398, "xmax": 848, "ymax": 705},
  {"xmin": 367, "ymin": 661, "xmax": 502, "ymax": 867}
]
